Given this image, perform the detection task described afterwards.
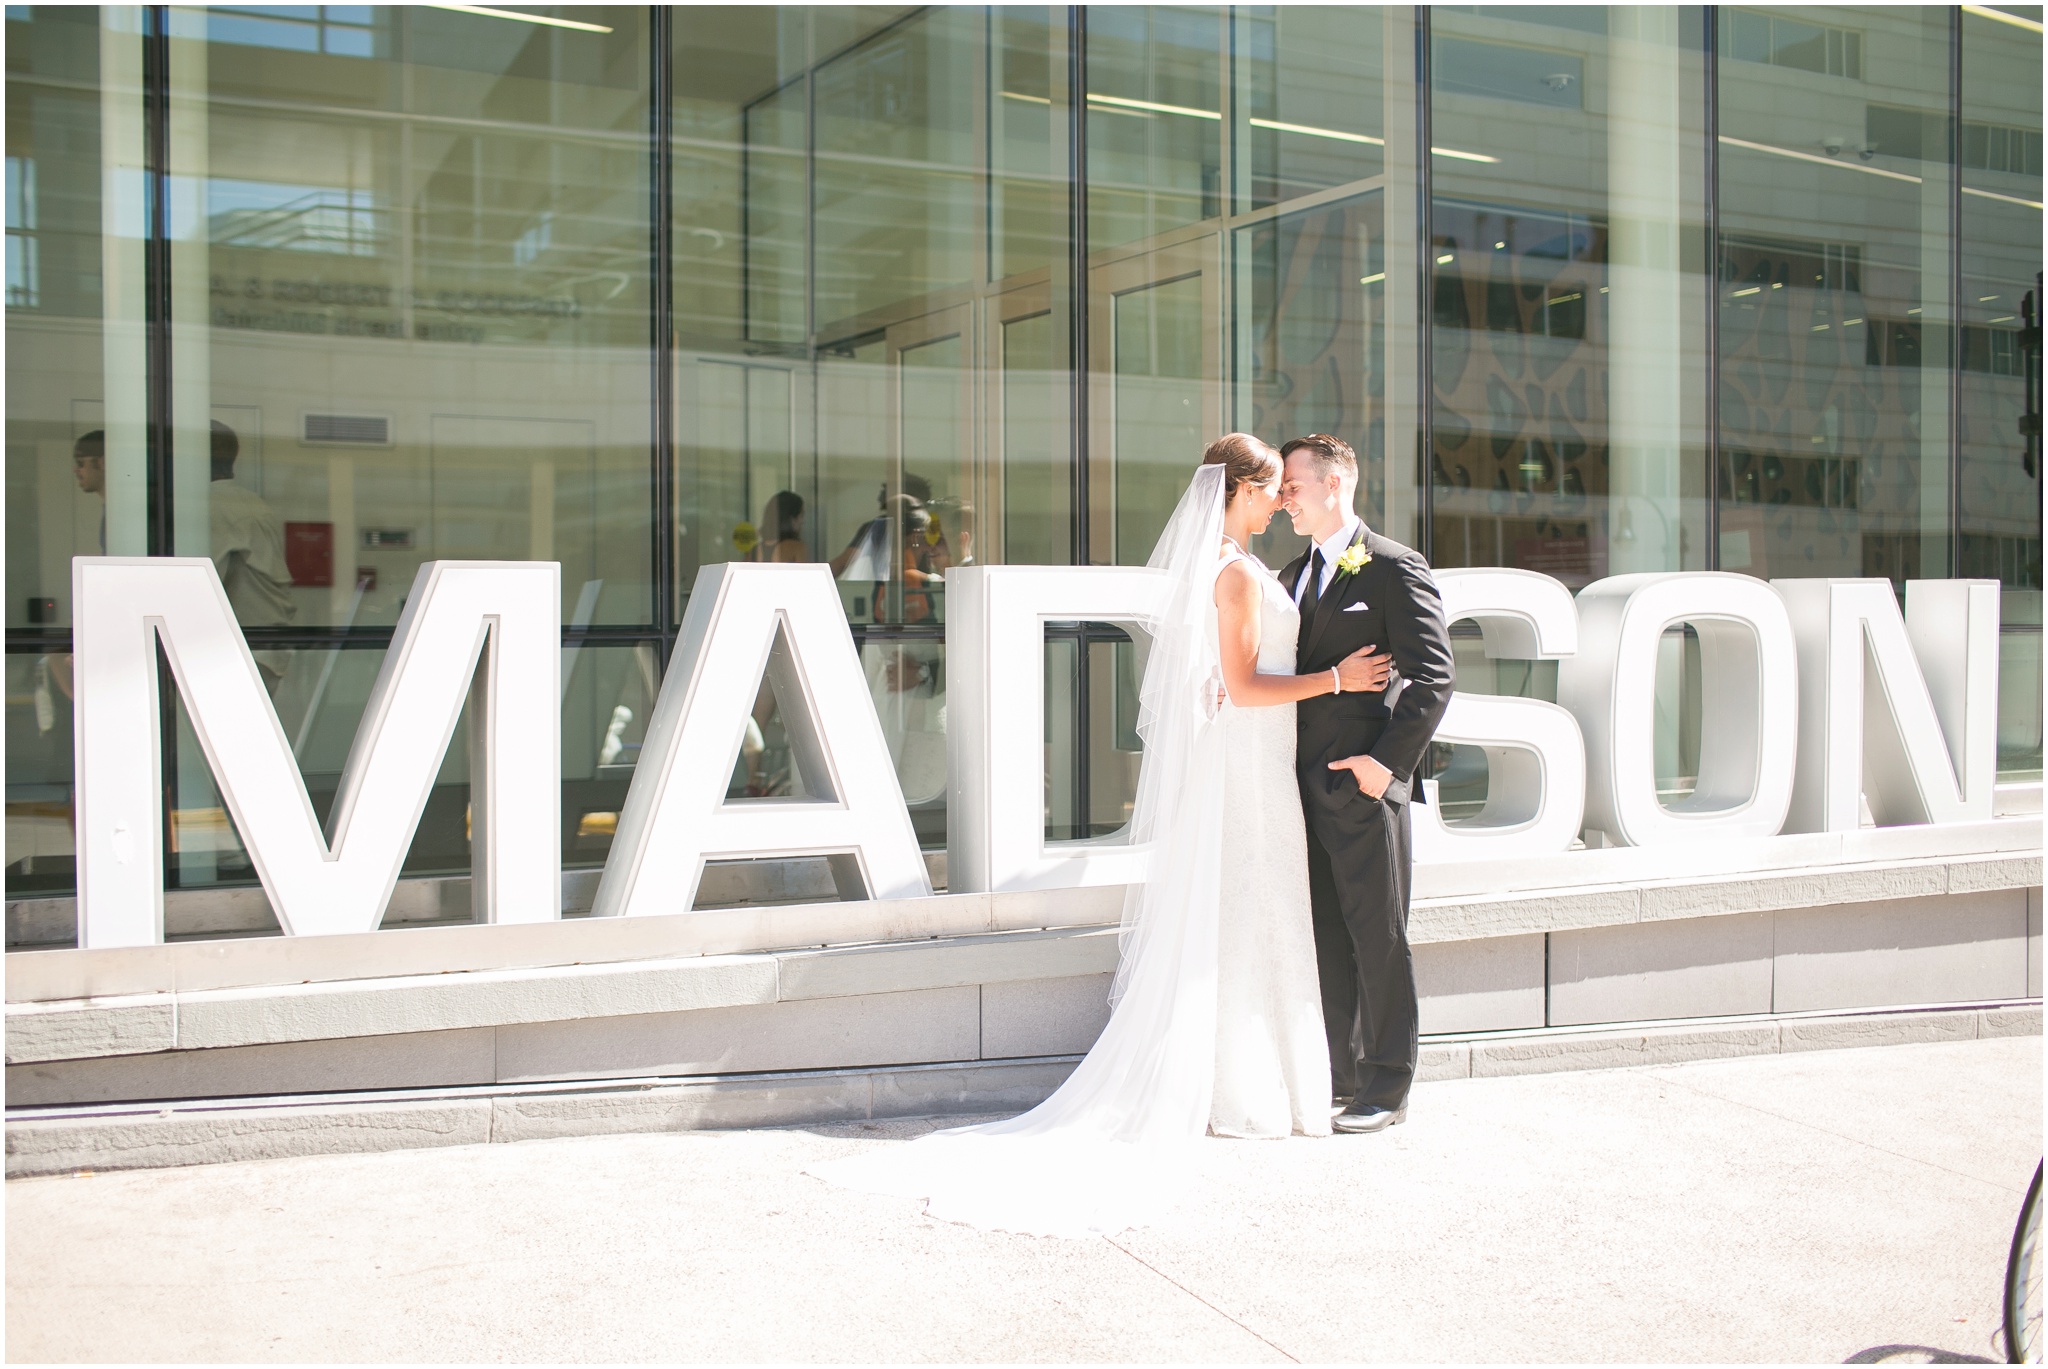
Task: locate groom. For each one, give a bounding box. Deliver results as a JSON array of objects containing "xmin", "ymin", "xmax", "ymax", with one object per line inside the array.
[{"xmin": 1277, "ymin": 435, "xmax": 1455, "ymax": 1134}]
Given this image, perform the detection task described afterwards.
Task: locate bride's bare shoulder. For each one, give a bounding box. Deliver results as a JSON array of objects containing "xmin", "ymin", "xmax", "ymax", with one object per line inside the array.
[{"xmin": 1213, "ymin": 551, "xmax": 1261, "ymax": 607}]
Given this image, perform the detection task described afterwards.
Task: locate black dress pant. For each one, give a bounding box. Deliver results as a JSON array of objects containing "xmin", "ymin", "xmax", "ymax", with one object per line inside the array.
[{"xmin": 1306, "ymin": 790, "xmax": 1418, "ymax": 1111}]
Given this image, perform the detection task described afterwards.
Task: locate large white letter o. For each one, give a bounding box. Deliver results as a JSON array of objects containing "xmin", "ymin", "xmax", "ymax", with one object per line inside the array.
[{"xmin": 1559, "ymin": 572, "xmax": 1798, "ymax": 847}]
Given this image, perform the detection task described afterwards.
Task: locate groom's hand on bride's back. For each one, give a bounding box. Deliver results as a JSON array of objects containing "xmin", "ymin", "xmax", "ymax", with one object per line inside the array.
[{"xmin": 1337, "ymin": 645, "xmax": 1392, "ymax": 694}]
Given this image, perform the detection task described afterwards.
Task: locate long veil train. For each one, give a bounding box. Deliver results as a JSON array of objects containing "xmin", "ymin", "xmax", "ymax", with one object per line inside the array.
[{"xmin": 807, "ymin": 464, "xmax": 1232, "ymax": 1237}]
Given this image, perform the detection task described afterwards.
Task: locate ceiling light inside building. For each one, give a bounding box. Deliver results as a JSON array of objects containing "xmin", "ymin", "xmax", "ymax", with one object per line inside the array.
[
  {"xmin": 1251, "ymin": 117, "xmax": 1383, "ymax": 146},
  {"xmin": 422, "ymin": 4, "xmax": 613, "ymax": 33}
]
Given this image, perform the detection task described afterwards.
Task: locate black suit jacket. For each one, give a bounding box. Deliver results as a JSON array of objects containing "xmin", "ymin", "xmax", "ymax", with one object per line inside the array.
[{"xmin": 1280, "ymin": 526, "xmax": 1455, "ymax": 815}]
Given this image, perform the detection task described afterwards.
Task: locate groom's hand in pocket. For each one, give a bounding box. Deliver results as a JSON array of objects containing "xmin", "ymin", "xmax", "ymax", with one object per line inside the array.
[
  {"xmin": 1329, "ymin": 752, "xmax": 1394, "ymax": 799},
  {"xmin": 1336, "ymin": 644, "xmax": 1392, "ymax": 694}
]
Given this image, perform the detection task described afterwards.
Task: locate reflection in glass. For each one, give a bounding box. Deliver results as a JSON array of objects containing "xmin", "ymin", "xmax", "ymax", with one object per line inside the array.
[
  {"xmin": 1430, "ymin": 6, "xmax": 1709, "ymax": 594},
  {"xmin": 1110, "ymin": 271, "xmax": 1208, "ymax": 564},
  {"xmin": 1958, "ymin": 6, "xmax": 2043, "ymax": 780},
  {"xmin": 1715, "ymin": 5, "xmax": 1953, "ymax": 586},
  {"xmin": 686, "ymin": 7, "xmax": 1073, "ymax": 853},
  {"xmin": 1234, "ymin": 6, "xmax": 1385, "ymax": 213},
  {"xmin": 813, "ymin": 9, "xmax": 979, "ymax": 333},
  {"xmin": 1234, "ymin": 192, "xmax": 1387, "ymax": 563},
  {"xmin": 167, "ymin": 5, "xmax": 655, "ymax": 632},
  {"xmin": 6, "ymin": 6, "xmax": 148, "ymax": 619},
  {"xmin": 5, "ymin": 7, "xmax": 137, "ymax": 902},
  {"xmin": 1041, "ymin": 626, "xmax": 1144, "ymax": 842},
  {"xmin": 1086, "ymin": 6, "xmax": 1224, "ymax": 254}
]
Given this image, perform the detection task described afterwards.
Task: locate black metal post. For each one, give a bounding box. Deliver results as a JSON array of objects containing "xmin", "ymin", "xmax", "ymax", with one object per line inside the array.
[
  {"xmin": 1068, "ymin": 7, "xmax": 1091, "ymax": 836},
  {"xmin": 141, "ymin": 8, "xmax": 181, "ymax": 885},
  {"xmin": 1415, "ymin": 6, "xmax": 1434, "ymax": 562},
  {"xmin": 649, "ymin": 5, "xmax": 677, "ymax": 659},
  {"xmin": 1704, "ymin": 6, "xmax": 1722, "ymax": 570},
  {"xmin": 2021, "ymin": 274, "xmax": 2042, "ymax": 480},
  {"xmin": 143, "ymin": 6, "xmax": 173, "ymax": 557},
  {"xmin": 1948, "ymin": 4, "xmax": 1963, "ymax": 578}
]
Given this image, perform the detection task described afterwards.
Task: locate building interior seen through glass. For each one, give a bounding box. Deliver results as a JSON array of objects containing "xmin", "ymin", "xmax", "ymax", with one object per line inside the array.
[{"xmin": 4, "ymin": 6, "xmax": 2040, "ymax": 921}]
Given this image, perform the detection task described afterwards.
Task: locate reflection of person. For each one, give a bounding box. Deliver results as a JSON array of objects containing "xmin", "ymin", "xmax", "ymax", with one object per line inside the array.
[
  {"xmin": 1277, "ymin": 433, "xmax": 1454, "ymax": 1135},
  {"xmin": 42, "ymin": 432, "xmax": 111, "ymax": 706},
  {"xmin": 754, "ymin": 490, "xmax": 808, "ymax": 564},
  {"xmin": 742, "ymin": 490, "xmax": 809, "ymax": 795},
  {"xmin": 811, "ymin": 439, "xmax": 1394, "ymax": 1234},
  {"xmin": 930, "ymin": 497, "xmax": 974, "ymax": 568},
  {"xmin": 71, "ymin": 429, "xmax": 107, "ymax": 552},
  {"xmin": 206, "ymin": 420, "xmax": 296, "ymax": 694},
  {"xmin": 829, "ymin": 477, "xmax": 944, "ymax": 623}
]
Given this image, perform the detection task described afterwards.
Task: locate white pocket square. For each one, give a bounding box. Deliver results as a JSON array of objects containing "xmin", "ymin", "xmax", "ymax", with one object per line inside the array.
[{"xmin": 1343, "ymin": 602, "xmax": 1370, "ymax": 613}]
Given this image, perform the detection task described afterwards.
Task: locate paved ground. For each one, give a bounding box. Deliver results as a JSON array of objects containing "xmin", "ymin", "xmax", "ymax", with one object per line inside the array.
[{"xmin": 6, "ymin": 1035, "xmax": 2041, "ymax": 1363}]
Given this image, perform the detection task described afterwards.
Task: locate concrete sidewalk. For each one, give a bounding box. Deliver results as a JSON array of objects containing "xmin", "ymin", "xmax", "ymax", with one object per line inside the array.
[{"xmin": 7, "ymin": 1035, "xmax": 2040, "ymax": 1363}]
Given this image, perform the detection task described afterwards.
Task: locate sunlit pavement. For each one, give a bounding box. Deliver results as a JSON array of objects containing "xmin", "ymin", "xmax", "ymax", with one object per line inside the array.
[{"xmin": 7, "ymin": 1034, "xmax": 2040, "ymax": 1363}]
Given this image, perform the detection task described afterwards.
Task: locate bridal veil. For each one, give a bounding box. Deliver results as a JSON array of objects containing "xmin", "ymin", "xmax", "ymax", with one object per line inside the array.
[{"xmin": 809, "ymin": 463, "xmax": 1231, "ymax": 1236}]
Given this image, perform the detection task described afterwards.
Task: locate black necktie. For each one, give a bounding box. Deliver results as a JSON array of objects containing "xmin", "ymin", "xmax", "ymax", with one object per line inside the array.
[{"xmin": 1300, "ymin": 548, "xmax": 1326, "ymax": 621}]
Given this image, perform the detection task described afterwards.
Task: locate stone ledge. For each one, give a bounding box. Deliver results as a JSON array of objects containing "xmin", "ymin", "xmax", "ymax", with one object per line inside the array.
[
  {"xmin": 4, "ymin": 928, "xmax": 1110, "ymax": 1064},
  {"xmin": 6, "ymin": 1097, "xmax": 493, "ymax": 1176},
  {"xmin": 173, "ymin": 955, "xmax": 782, "ymax": 1052},
  {"xmin": 8, "ymin": 1002, "xmax": 2035, "ymax": 1178},
  {"xmin": 775, "ymin": 927, "xmax": 1119, "ymax": 1002},
  {"xmin": 5, "ymin": 995, "xmax": 177, "ymax": 1065},
  {"xmin": 9, "ymin": 824, "xmax": 2037, "ymax": 1005},
  {"xmin": 3, "ymin": 886, "xmax": 1126, "ymax": 1005},
  {"xmin": 1411, "ymin": 851, "xmax": 2041, "ymax": 944}
]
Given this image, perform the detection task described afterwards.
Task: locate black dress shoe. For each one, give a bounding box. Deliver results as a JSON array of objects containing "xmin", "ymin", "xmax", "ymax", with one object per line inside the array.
[{"xmin": 1331, "ymin": 1102, "xmax": 1407, "ymax": 1134}]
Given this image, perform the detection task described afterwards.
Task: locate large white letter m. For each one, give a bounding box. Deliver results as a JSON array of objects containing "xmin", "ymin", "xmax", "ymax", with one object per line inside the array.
[{"xmin": 72, "ymin": 557, "xmax": 560, "ymax": 947}]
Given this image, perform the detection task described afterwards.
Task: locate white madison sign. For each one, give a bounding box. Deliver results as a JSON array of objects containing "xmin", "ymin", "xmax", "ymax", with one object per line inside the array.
[{"xmin": 68, "ymin": 557, "xmax": 2000, "ymax": 949}]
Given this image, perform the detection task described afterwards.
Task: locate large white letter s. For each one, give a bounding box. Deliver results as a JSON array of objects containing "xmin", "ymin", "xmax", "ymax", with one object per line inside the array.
[{"xmin": 1413, "ymin": 568, "xmax": 1586, "ymax": 863}]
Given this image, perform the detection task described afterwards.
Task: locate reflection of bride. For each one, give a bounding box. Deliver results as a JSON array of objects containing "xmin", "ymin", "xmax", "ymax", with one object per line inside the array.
[
  {"xmin": 863, "ymin": 641, "xmax": 946, "ymax": 808},
  {"xmin": 810, "ymin": 441, "xmax": 1384, "ymax": 1237}
]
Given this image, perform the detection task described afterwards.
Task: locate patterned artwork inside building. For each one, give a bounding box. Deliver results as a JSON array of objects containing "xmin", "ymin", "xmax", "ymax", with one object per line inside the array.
[
  {"xmin": 1429, "ymin": 202, "xmax": 1610, "ymax": 589},
  {"xmin": 1716, "ymin": 234, "xmax": 1928, "ymax": 585}
]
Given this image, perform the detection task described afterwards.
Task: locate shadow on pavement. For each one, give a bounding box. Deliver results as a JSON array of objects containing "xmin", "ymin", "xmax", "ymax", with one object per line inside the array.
[{"xmin": 1845, "ymin": 1343, "xmax": 1996, "ymax": 1363}]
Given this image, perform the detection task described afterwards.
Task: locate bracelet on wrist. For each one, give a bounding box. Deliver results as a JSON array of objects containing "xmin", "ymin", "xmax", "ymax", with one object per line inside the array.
[{"xmin": 1330, "ymin": 666, "xmax": 1342, "ymax": 695}]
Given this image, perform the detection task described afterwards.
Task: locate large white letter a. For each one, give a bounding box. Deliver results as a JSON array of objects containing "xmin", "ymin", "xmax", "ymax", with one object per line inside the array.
[{"xmin": 592, "ymin": 563, "xmax": 930, "ymax": 917}]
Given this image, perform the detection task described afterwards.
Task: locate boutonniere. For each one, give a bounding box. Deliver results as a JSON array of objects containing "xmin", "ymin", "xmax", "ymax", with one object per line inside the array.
[{"xmin": 1334, "ymin": 543, "xmax": 1372, "ymax": 577}]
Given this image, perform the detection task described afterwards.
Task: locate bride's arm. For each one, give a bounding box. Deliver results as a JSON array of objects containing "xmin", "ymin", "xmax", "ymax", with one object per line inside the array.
[{"xmin": 1214, "ymin": 560, "xmax": 1389, "ymax": 707}]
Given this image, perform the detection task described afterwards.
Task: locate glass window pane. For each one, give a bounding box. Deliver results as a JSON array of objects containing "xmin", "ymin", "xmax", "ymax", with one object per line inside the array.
[
  {"xmin": 1958, "ymin": 6, "xmax": 2043, "ymax": 781},
  {"xmin": 168, "ymin": 6, "xmax": 655, "ymax": 633},
  {"xmin": 813, "ymin": 8, "xmax": 980, "ymax": 334},
  {"xmin": 1716, "ymin": 5, "xmax": 1954, "ymax": 587},
  {"xmin": 1234, "ymin": 192, "xmax": 1390, "ymax": 565},
  {"xmin": 1234, "ymin": 6, "xmax": 1385, "ymax": 213},
  {"xmin": 1431, "ymin": 7, "xmax": 1711, "ymax": 598},
  {"xmin": 1086, "ymin": 5, "xmax": 1224, "ymax": 254},
  {"xmin": 6, "ymin": 7, "xmax": 145, "ymax": 906},
  {"xmin": 1110, "ymin": 270, "xmax": 1208, "ymax": 563},
  {"xmin": 674, "ymin": 8, "xmax": 1072, "ymax": 852}
]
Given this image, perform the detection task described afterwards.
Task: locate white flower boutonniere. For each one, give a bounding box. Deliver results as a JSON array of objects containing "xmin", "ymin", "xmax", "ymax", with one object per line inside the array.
[{"xmin": 1334, "ymin": 542, "xmax": 1372, "ymax": 577}]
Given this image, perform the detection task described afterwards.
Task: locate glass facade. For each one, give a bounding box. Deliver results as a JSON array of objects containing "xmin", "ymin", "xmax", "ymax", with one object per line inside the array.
[{"xmin": 6, "ymin": 5, "xmax": 2041, "ymax": 913}]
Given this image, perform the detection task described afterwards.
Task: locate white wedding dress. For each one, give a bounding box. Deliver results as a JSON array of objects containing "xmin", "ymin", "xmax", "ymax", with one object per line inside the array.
[
  {"xmin": 809, "ymin": 465, "xmax": 1327, "ymax": 1236},
  {"xmin": 1210, "ymin": 543, "xmax": 1333, "ymax": 1140}
]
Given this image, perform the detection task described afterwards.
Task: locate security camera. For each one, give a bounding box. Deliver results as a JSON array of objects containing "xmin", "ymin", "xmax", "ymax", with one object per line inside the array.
[{"xmin": 1821, "ymin": 136, "xmax": 1845, "ymax": 157}]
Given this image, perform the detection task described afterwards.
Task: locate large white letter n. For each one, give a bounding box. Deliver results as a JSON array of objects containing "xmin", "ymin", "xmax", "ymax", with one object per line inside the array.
[{"xmin": 74, "ymin": 557, "xmax": 561, "ymax": 947}]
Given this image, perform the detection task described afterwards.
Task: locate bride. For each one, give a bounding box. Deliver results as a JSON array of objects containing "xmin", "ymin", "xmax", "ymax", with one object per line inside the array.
[{"xmin": 810, "ymin": 436, "xmax": 1389, "ymax": 1236}]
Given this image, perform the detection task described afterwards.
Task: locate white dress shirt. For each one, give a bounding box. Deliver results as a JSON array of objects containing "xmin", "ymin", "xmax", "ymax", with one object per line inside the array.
[{"xmin": 1293, "ymin": 516, "xmax": 1365, "ymax": 607}]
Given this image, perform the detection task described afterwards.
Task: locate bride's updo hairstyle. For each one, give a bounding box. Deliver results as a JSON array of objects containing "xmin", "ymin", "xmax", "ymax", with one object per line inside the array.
[{"xmin": 1201, "ymin": 433, "xmax": 1281, "ymax": 502}]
